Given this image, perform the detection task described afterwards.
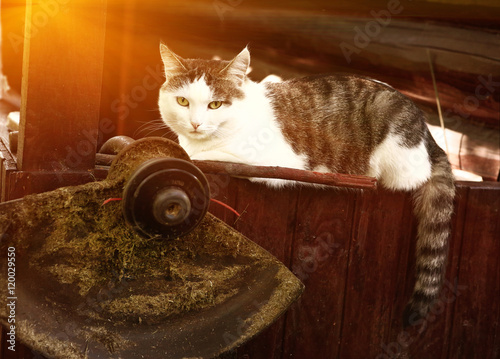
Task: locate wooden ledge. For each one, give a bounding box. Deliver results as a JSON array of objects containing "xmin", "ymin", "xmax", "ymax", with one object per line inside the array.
[{"xmin": 95, "ymin": 153, "xmax": 377, "ymax": 189}]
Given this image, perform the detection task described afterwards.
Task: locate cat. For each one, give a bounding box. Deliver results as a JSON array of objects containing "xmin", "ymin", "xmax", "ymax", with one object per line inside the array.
[{"xmin": 157, "ymin": 44, "xmax": 456, "ymax": 326}]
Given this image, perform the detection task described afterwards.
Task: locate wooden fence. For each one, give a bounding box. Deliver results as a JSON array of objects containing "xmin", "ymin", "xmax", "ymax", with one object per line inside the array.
[
  {"xmin": 205, "ymin": 176, "xmax": 500, "ymax": 359},
  {"xmin": 0, "ymin": 176, "xmax": 498, "ymax": 358}
]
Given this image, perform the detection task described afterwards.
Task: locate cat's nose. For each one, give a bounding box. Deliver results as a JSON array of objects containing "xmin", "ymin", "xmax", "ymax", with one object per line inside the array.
[{"xmin": 191, "ymin": 122, "xmax": 200, "ymax": 130}]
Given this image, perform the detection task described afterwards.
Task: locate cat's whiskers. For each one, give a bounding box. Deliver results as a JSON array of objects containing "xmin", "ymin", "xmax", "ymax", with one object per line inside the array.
[
  {"xmin": 212, "ymin": 125, "xmax": 232, "ymax": 139},
  {"xmin": 134, "ymin": 119, "xmax": 172, "ymax": 138}
]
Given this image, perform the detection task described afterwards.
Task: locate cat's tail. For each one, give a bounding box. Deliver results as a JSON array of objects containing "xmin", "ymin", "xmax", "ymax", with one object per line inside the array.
[{"xmin": 403, "ymin": 142, "xmax": 455, "ymax": 327}]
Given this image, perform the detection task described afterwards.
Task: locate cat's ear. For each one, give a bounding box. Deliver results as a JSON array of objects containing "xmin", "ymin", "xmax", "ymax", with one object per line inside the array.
[
  {"xmin": 160, "ymin": 43, "xmax": 187, "ymax": 76},
  {"xmin": 220, "ymin": 47, "xmax": 250, "ymax": 85}
]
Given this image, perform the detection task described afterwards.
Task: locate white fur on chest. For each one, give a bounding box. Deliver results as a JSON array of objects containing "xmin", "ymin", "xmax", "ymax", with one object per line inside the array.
[{"xmin": 184, "ymin": 81, "xmax": 307, "ymax": 170}]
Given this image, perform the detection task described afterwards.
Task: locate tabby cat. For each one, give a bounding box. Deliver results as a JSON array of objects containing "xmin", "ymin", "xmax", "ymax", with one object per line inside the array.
[{"xmin": 157, "ymin": 44, "xmax": 456, "ymax": 326}]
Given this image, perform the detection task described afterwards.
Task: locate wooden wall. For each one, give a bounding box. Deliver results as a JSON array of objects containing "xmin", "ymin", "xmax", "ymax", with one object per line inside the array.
[
  {"xmin": 205, "ymin": 177, "xmax": 500, "ymax": 359},
  {"xmin": 0, "ymin": 176, "xmax": 498, "ymax": 359}
]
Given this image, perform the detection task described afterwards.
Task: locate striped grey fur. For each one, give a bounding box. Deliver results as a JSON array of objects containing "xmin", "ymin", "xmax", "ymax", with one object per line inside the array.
[{"xmin": 266, "ymin": 75, "xmax": 456, "ymax": 325}]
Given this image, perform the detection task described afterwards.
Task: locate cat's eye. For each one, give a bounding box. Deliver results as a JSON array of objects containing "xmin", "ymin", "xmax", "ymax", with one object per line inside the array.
[
  {"xmin": 177, "ymin": 97, "xmax": 189, "ymax": 107},
  {"xmin": 208, "ymin": 101, "xmax": 223, "ymax": 110}
]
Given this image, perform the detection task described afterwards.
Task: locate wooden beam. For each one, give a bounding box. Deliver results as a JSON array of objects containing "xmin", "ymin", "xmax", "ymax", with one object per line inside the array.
[
  {"xmin": 94, "ymin": 153, "xmax": 377, "ymax": 189},
  {"xmin": 17, "ymin": 0, "xmax": 107, "ymax": 172},
  {"xmin": 193, "ymin": 160, "xmax": 378, "ymax": 189}
]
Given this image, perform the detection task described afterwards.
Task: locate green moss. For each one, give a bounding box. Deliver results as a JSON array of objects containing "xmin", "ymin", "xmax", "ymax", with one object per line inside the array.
[
  {"xmin": 0, "ymin": 138, "xmax": 304, "ymax": 358},
  {"xmin": 11, "ymin": 178, "xmax": 270, "ymax": 323}
]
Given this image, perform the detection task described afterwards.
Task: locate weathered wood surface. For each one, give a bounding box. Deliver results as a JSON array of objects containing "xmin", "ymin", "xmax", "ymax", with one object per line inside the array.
[
  {"xmin": 0, "ymin": 177, "xmax": 498, "ymax": 359},
  {"xmin": 194, "ymin": 160, "xmax": 377, "ymax": 189},
  {"xmin": 95, "ymin": 154, "xmax": 378, "ymax": 189},
  {"xmin": 448, "ymin": 184, "xmax": 500, "ymax": 358},
  {"xmin": 206, "ymin": 177, "xmax": 500, "ymax": 359},
  {"xmin": 0, "ymin": 1, "xmax": 109, "ymax": 200},
  {"xmin": 17, "ymin": 0, "xmax": 108, "ymax": 172}
]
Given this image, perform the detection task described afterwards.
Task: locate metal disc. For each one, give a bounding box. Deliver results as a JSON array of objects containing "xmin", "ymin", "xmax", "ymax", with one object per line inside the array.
[{"xmin": 122, "ymin": 158, "xmax": 210, "ymax": 239}]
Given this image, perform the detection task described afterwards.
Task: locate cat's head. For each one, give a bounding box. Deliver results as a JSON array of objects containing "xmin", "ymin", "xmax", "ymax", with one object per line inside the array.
[{"xmin": 158, "ymin": 44, "xmax": 250, "ymax": 140}]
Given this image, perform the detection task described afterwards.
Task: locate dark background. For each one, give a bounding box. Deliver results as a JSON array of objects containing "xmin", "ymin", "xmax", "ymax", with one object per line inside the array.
[{"xmin": 2, "ymin": 0, "xmax": 499, "ymax": 178}]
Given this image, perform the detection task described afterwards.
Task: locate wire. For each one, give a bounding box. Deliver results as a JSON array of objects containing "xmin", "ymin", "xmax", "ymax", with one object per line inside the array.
[{"xmin": 427, "ymin": 49, "xmax": 450, "ymax": 155}]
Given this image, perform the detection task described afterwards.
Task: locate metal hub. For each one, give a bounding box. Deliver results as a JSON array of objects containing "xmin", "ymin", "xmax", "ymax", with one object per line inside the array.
[{"xmin": 122, "ymin": 158, "xmax": 210, "ymax": 239}]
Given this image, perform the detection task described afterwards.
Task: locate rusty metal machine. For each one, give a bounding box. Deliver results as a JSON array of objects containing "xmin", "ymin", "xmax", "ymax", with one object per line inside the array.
[{"xmin": 0, "ymin": 137, "xmax": 304, "ymax": 358}]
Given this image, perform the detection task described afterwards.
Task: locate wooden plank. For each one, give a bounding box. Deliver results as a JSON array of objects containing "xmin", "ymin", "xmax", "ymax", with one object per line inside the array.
[
  {"xmin": 380, "ymin": 191, "xmax": 419, "ymax": 359},
  {"xmin": 206, "ymin": 174, "xmax": 240, "ymax": 224},
  {"xmin": 232, "ymin": 180, "xmax": 298, "ymax": 263},
  {"xmin": 393, "ymin": 185, "xmax": 470, "ymax": 359},
  {"xmin": 230, "ymin": 179, "xmax": 298, "ymax": 359},
  {"xmin": 449, "ymin": 183, "xmax": 500, "ymax": 359},
  {"xmin": 4, "ymin": 171, "xmax": 99, "ymax": 201},
  {"xmin": 193, "ymin": 160, "xmax": 377, "ymax": 190},
  {"xmin": 17, "ymin": 0, "xmax": 107, "ymax": 172},
  {"xmin": 282, "ymin": 186, "xmax": 355, "ymax": 358},
  {"xmin": 236, "ymin": 320, "xmax": 286, "ymax": 359},
  {"xmin": 339, "ymin": 189, "xmax": 413, "ymax": 358},
  {"xmin": 96, "ymin": 156, "xmax": 378, "ymax": 188}
]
